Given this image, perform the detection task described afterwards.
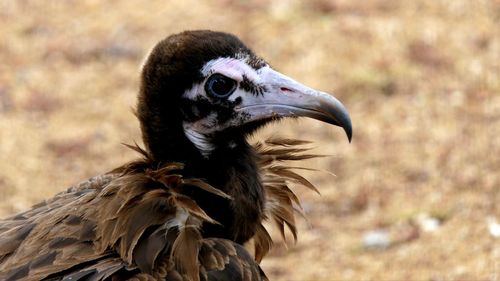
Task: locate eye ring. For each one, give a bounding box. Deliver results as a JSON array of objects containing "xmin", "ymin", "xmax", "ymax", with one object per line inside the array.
[{"xmin": 205, "ymin": 74, "xmax": 237, "ymax": 98}]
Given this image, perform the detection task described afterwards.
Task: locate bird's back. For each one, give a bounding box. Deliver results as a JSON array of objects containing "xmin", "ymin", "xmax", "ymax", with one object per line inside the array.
[{"xmin": 0, "ymin": 174, "xmax": 118, "ymax": 280}]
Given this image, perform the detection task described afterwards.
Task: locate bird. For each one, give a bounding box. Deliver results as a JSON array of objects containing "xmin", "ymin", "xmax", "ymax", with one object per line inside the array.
[{"xmin": 0, "ymin": 30, "xmax": 352, "ymax": 281}]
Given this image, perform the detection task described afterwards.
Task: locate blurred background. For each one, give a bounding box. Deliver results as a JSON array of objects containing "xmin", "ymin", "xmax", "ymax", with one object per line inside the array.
[{"xmin": 0, "ymin": 0, "xmax": 498, "ymax": 280}]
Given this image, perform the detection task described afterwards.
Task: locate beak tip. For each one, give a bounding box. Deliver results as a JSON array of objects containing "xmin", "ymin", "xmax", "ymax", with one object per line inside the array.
[
  {"xmin": 343, "ymin": 120, "xmax": 353, "ymax": 143},
  {"xmin": 346, "ymin": 128, "xmax": 352, "ymax": 143}
]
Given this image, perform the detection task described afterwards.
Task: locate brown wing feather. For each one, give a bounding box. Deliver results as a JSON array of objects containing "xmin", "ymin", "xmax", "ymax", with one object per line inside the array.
[
  {"xmin": 0, "ymin": 156, "xmax": 264, "ymax": 281},
  {"xmin": 0, "ymin": 174, "xmax": 115, "ymax": 281},
  {"xmin": 199, "ymin": 238, "xmax": 267, "ymax": 281},
  {"xmin": 0, "ymin": 139, "xmax": 313, "ymax": 280}
]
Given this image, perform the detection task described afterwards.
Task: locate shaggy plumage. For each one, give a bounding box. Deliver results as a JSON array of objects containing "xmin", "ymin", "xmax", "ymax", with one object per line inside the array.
[
  {"xmin": 0, "ymin": 30, "xmax": 351, "ymax": 281},
  {"xmin": 0, "ymin": 140, "xmax": 318, "ymax": 280}
]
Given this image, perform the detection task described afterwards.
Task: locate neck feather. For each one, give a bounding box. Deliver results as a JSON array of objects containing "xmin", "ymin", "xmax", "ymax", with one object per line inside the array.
[{"xmin": 142, "ymin": 120, "xmax": 265, "ymax": 243}]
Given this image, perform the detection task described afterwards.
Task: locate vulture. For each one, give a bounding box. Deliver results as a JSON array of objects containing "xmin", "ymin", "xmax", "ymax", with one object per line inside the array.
[{"xmin": 0, "ymin": 30, "xmax": 352, "ymax": 281}]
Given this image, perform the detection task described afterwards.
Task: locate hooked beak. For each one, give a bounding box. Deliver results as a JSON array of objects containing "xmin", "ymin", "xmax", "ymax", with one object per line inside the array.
[{"xmin": 236, "ymin": 67, "xmax": 352, "ymax": 142}]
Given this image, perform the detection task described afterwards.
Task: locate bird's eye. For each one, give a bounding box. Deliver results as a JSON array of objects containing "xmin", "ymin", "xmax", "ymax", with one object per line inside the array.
[{"xmin": 205, "ymin": 74, "xmax": 237, "ymax": 98}]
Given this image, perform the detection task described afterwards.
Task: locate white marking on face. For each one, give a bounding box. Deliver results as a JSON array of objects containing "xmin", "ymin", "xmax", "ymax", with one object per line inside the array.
[
  {"xmin": 201, "ymin": 57, "xmax": 260, "ymax": 82},
  {"xmin": 183, "ymin": 125, "xmax": 214, "ymax": 157},
  {"xmin": 181, "ymin": 56, "xmax": 270, "ymax": 156},
  {"xmin": 184, "ymin": 56, "xmax": 266, "ymax": 102},
  {"xmin": 182, "ymin": 83, "xmax": 204, "ymax": 100}
]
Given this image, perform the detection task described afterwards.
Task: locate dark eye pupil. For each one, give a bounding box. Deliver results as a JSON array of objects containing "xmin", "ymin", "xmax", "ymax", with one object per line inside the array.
[
  {"xmin": 212, "ymin": 78, "xmax": 231, "ymax": 94},
  {"xmin": 206, "ymin": 74, "xmax": 236, "ymax": 98}
]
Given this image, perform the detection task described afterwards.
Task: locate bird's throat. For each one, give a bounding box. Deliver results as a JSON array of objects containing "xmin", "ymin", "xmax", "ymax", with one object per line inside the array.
[
  {"xmin": 183, "ymin": 138, "xmax": 266, "ymax": 243},
  {"xmin": 143, "ymin": 115, "xmax": 266, "ymax": 243}
]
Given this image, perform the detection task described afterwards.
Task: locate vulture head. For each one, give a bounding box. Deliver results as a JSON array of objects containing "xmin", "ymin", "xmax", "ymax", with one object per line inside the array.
[{"xmin": 137, "ymin": 30, "xmax": 351, "ymax": 162}]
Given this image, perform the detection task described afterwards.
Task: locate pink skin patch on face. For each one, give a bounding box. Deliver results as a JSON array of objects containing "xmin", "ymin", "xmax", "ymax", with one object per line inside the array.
[{"xmin": 202, "ymin": 57, "xmax": 260, "ymax": 82}]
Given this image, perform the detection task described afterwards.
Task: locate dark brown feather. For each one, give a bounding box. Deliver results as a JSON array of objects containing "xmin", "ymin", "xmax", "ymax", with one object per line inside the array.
[
  {"xmin": 253, "ymin": 138, "xmax": 322, "ymax": 260},
  {"xmin": 0, "ymin": 138, "xmax": 318, "ymax": 280}
]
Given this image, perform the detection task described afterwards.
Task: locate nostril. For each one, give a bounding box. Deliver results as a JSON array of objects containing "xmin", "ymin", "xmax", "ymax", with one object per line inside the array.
[{"xmin": 280, "ymin": 87, "xmax": 293, "ymax": 93}]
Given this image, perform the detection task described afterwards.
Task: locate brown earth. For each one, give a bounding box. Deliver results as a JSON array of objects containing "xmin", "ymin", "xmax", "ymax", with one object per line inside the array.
[{"xmin": 0, "ymin": 1, "xmax": 499, "ymax": 280}]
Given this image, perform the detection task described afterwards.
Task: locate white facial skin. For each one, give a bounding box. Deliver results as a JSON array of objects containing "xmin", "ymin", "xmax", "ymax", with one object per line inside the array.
[
  {"xmin": 182, "ymin": 56, "xmax": 352, "ymax": 157},
  {"xmin": 183, "ymin": 56, "xmax": 262, "ymax": 156}
]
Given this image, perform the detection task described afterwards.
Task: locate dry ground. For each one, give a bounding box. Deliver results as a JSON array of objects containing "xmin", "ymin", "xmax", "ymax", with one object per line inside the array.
[{"xmin": 0, "ymin": 0, "xmax": 499, "ymax": 280}]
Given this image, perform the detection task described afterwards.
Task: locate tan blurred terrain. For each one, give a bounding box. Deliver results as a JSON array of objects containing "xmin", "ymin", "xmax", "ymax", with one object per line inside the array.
[{"xmin": 0, "ymin": 1, "xmax": 499, "ymax": 280}]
